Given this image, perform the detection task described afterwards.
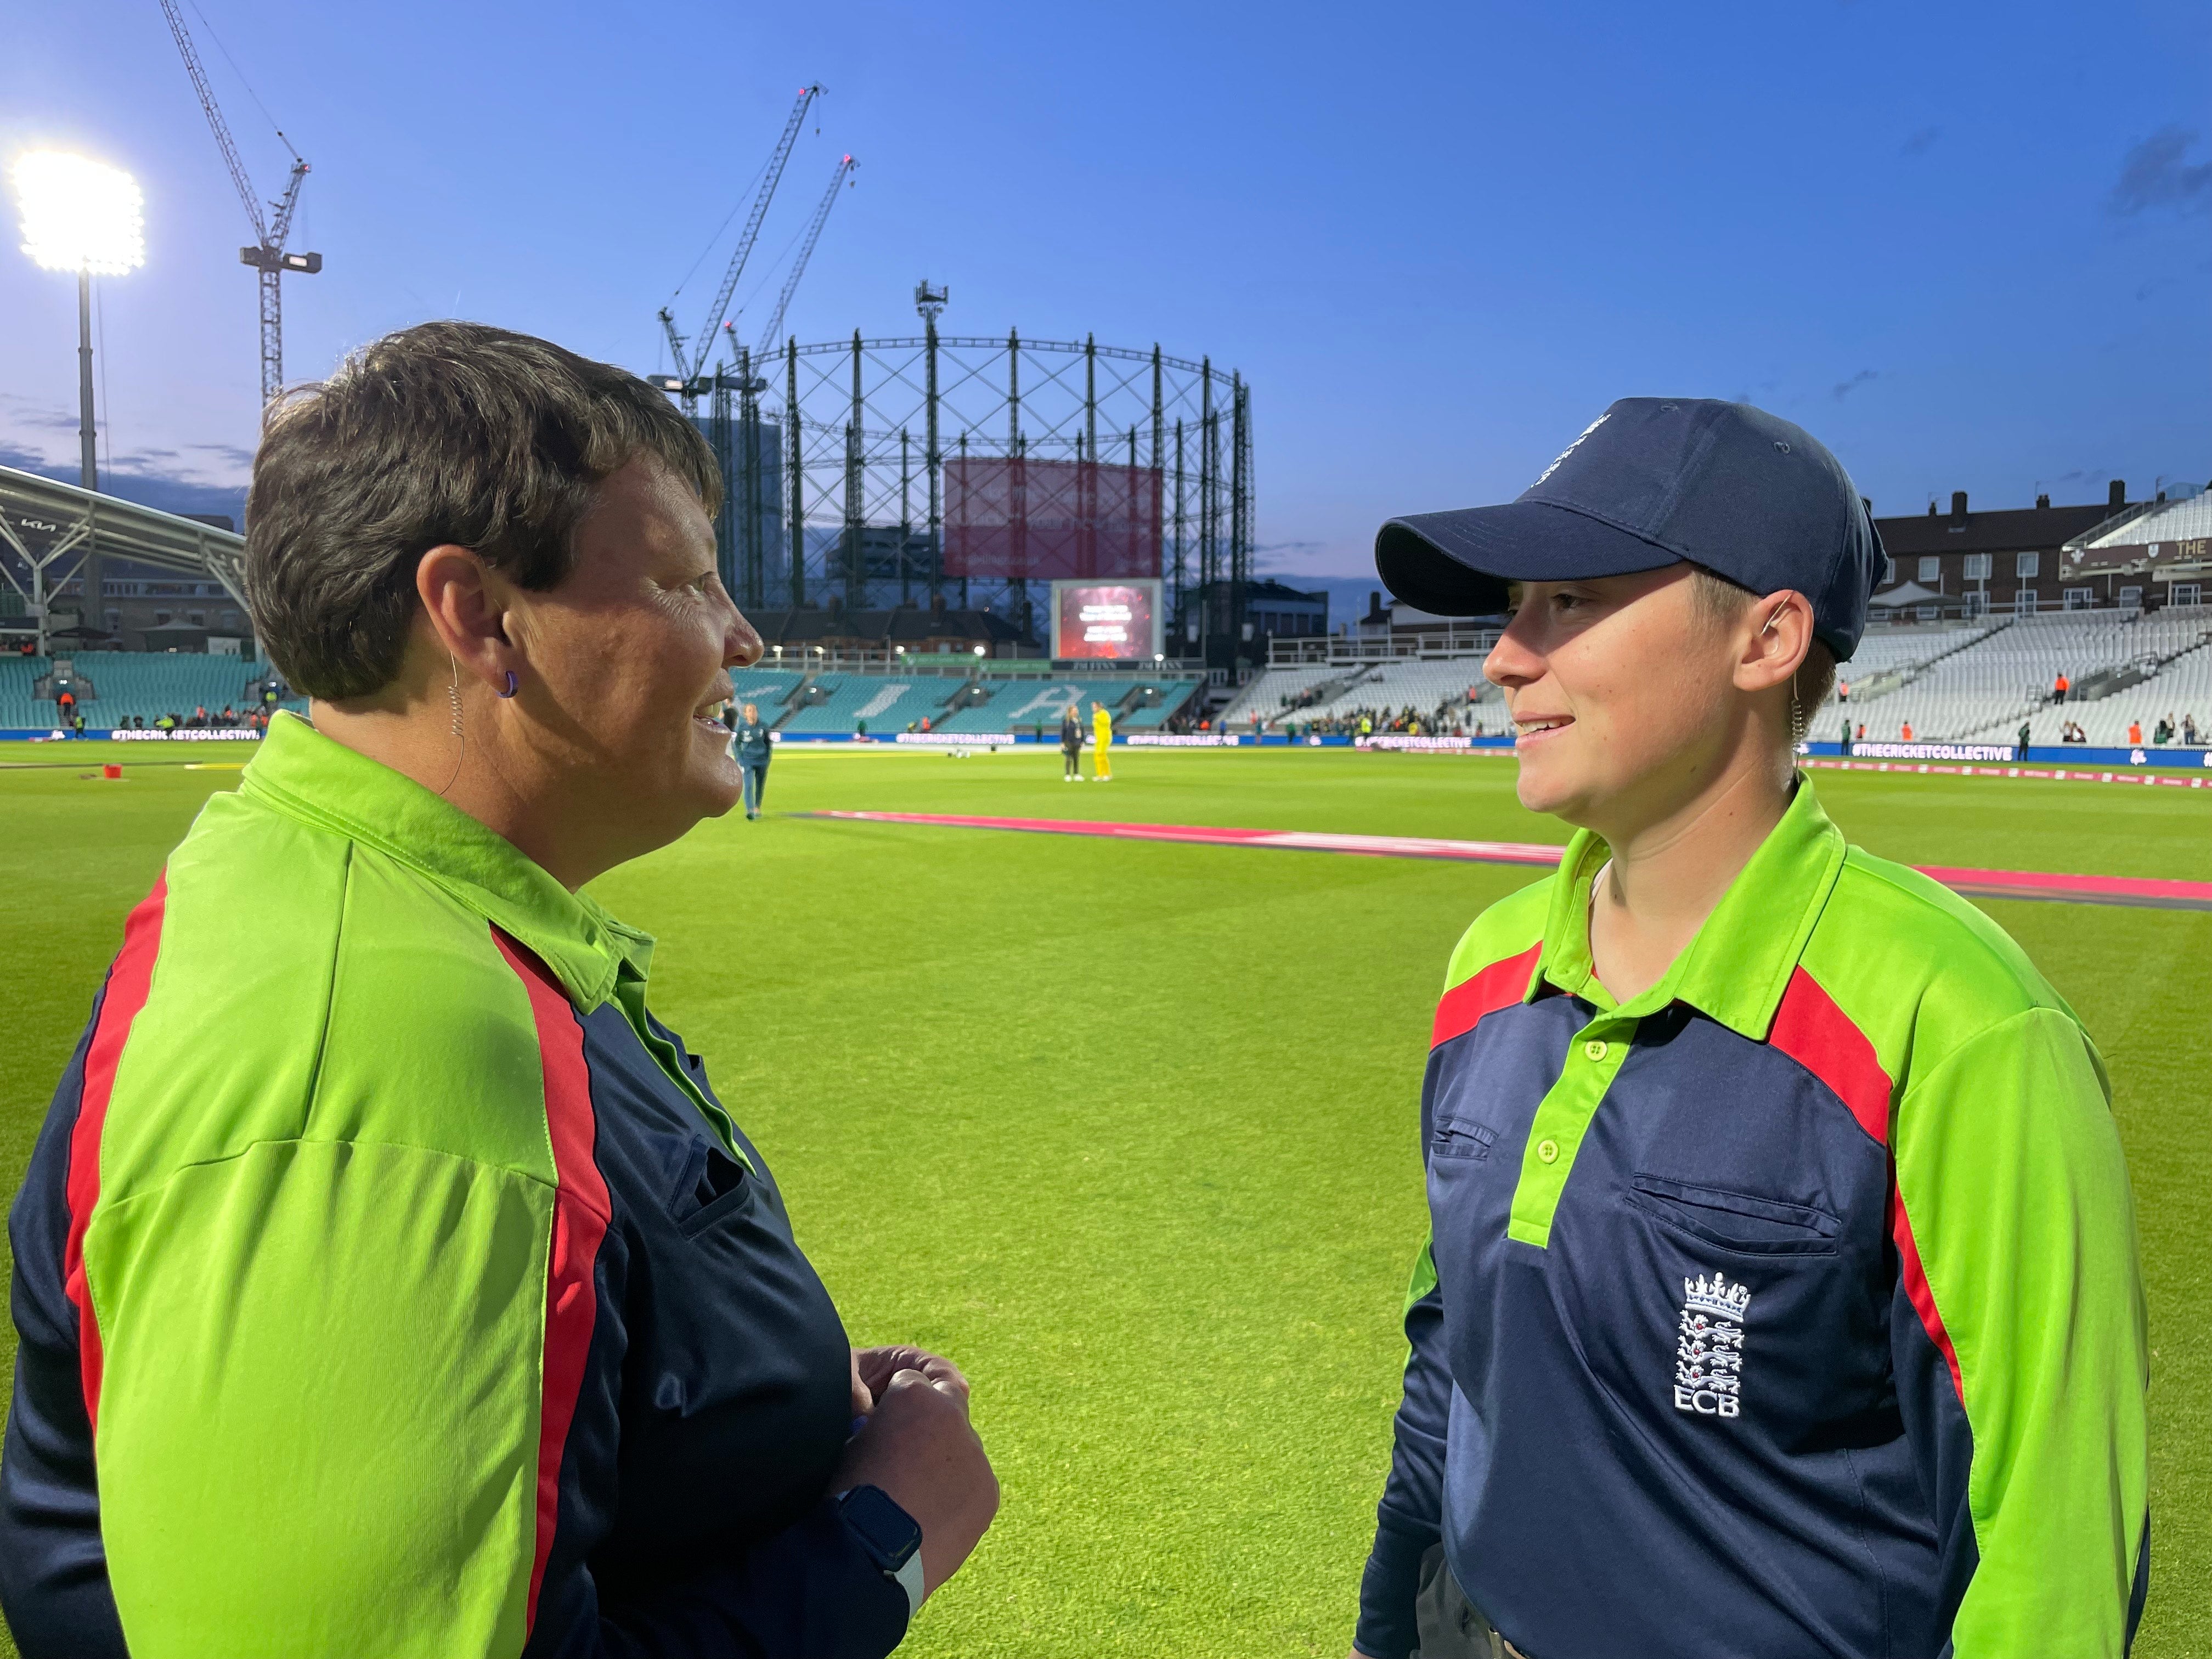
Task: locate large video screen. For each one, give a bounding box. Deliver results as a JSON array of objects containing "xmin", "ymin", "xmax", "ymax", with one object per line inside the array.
[{"xmin": 1052, "ymin": 580, "xmax": 1161, "ymax": 662}]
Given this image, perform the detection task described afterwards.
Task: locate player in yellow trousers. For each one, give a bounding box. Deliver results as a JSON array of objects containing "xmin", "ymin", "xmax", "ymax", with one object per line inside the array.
[{"xmin": 1090, "ymin": 699, "xmax": 1113, "ymax": 780}]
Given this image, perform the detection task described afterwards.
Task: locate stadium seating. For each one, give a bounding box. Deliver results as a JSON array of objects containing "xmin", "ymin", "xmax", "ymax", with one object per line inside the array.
[
  {"xmin": 725, "ymin": 668, "xmax": 806, "ymax": 712},
  {"xmin": 1220, "ymin": 664, "xmax": 1363, "ymax": 726},
  {"xmin": 1831, "ymin": 611, "xmax": 2211, "ymax": 743},
  {"xmin": 1265, "ymin": 658, "xmax": 1499, "ymax": 729},
  {"xmin": 929, "ymin": 675, "xmax": 1200, "ymax": 733},
  {"xmin": 0, "ymin": 652, "xmax": 304, "ymax": 729},
  {"xmin": 777, "ymin": 676, "xmax": 944, "ymax": 734}
]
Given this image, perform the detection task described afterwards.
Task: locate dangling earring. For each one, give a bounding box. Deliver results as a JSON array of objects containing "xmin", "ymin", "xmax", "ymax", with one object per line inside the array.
[{"xmin": 438, "ymin": 654, "xmax": 467, "ymax": 795}]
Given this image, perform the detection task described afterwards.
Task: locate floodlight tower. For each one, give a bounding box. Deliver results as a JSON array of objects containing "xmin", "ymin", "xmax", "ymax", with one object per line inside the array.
[
  {"xmin": 11, "ymin": 151, "xmax": 146, "ymax": 651},
  {"xmin": 159, "ymin": 0, "xmax": 320, "ymax": 406},
  {"xmin": 913, "ymin": 279, "xmax": 947, "ymax": 325}
]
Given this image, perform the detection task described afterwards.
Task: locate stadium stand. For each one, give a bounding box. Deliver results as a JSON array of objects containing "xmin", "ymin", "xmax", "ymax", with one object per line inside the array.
[
  {"xmin": 1826, "ymin": 610, "xmax": 2212, "ymax": 743},
  {"xmin": 928, "ymin": 674, "xmax": 1201, "ymax": 733},
  {"xmin": 726, "ymin": 668, "xmax": 806, "ymax": 712},
  {"xmin": 777, "ymin": 676, "xmax": 944, "ymax": 734},
  {"xmin": 1275, "ymin": 658, "xmax": 1501, "ymax": 730},
  {"xmin": 0, "ymin": 652, "xmax": 303, "ymax": 730},
  {"xmin": 1219, "ymin": 664, "xmax": 1372, "ymax": 727}
]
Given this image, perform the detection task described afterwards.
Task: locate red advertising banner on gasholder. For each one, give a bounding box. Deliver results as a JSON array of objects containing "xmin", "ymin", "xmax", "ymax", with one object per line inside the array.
[
  {"xmin": 944, "ymin": 458, "xmax": 1162, "ymax": 580},
  {"xmin": 1052, "ymin": 580, "xmax": 1161, "ymax": 661}
]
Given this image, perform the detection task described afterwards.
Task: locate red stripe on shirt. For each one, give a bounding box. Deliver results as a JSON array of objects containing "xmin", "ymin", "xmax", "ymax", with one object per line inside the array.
[
  {"xmin": 1431, "ymin": 943, "xmax": 1543, "ymax": 1049},
  {"xmin": 64, "ymin": 875, "xmax": 168, "ymax": 1434},
  {"xmin": 1767, "ymin": 966, "xmax": 1964, "ymax": 1400},
  {"xmin": 1768, "ymin": 967, "xmax": 1889, "ymax": 1145},
  {"xmin": 493, "ymin": 929, "xmax": 612, "ymax": 1637}
]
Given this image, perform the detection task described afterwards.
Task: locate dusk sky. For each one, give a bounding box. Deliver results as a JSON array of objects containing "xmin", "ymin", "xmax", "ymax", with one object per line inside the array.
[{"xmin": 4, "ymin": 0, "xmax": 2207, "ymax": 584}]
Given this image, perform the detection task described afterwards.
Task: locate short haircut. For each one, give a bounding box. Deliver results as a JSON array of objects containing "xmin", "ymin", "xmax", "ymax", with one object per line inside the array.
[
  {"xmin": 246, "ymin": 320, "xmax": 721, "ymax": 700},
  {"xmin": 1688, "ymin": 567, "xmax": 1839, "ymax": 713}
]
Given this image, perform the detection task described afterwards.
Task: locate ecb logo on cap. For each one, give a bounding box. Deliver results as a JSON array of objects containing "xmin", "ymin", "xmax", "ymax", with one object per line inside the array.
[{"xmin": 1531, "ymin": 412, "xmax": 1612, "ymax": 491}]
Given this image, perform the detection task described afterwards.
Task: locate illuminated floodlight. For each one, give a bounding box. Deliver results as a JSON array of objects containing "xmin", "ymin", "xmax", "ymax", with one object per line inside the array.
[{"xmin": 13, "ymin": 152, "xmax": 145, "ymax": 275}]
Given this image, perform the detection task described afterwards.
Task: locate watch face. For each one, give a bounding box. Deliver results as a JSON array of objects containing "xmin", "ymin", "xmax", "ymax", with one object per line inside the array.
[{"xmin": 840, "ymin": 1485, "xmax": 923, "ymax": 1569}]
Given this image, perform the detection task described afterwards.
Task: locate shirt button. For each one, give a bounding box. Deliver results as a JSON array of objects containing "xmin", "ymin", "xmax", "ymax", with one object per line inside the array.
[
  {"xmin": 1583, "ymin": 1039, "xmax": 1609, "ymax": 1062},
  {"xmin": 1536, "ymin": 1138, "xmax": 1560, "ymax": 1164}
]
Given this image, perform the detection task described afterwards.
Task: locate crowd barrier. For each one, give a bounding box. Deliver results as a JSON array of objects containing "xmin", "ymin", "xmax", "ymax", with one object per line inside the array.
[
  {"xmin": 1804, "ymin": 741, "xmax": 2211, "ymax": 768},
  {"xmin": 2, "ymin": 727, "xmax": 265, "ymax": 742}
]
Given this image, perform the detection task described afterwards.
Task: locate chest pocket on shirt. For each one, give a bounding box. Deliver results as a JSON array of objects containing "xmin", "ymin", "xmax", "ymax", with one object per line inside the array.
[
  {"xmin": 1430, "ymin": 1113, "xmax": 1499, "ymax": 1162},
  {"xmin": 1624, "ymin": 1173, "xmax": 1840, "ymax": 1256},
  {"xmin": 673, "ymin": 1136, "xmax": 757, "ymax": 1238}
]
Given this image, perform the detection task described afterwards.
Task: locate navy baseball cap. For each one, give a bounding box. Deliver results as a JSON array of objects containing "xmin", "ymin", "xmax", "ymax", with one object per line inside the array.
[{"xmin": 1374, "ymin": 398, "xmax": 1886, "ymax": 662}]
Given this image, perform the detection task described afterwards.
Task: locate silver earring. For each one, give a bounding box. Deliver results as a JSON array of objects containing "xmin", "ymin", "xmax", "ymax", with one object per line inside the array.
[{"xmin": 447, "ymin": 656, "xmax": 464, "ymax": 738}]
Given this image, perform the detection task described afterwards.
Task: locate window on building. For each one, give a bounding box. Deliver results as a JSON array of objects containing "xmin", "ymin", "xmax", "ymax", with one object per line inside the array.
[
  {"xmin": 188, "ymin": 612, "xmax": 205, "ymax": 627},
  {"xmin": 1962, "ymin": 553, "xmax": 1991, "ymax": 580},
  {"xmin": 1916, "ymin": 604, "xmax": 1940, "ymax": 622},
  {"xmin": 1962, "ymin": 591, "xmax": 1988, "ymax": 617},
  {"xmin": 2015, "ymin": 550, "xmax": 2040, "ymax": 578},
  {"xmin": 2013, "ymin": 588, "xmax": 2039, "ymax": 615},
  {"xmin": 2174, "ymin": 584, "xmax": 2203, "ymax": 607},
  {"xmin": 1881, "ymin": 555, "xmax": 1896, "ymax": 583},
  {"xmin": 2119, "ymin": 586, "xmax": 2143, "ymax": 611},
  {"xmin": 2063, "ymin": 588, "xmax": 2094, "ymax": 611},
  {"xmin": 1916, "ymin": 556, "xmax": 1941, "ymax": 582}
]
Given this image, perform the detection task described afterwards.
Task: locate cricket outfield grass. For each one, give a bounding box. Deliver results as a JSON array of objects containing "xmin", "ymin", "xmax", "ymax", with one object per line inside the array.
[{"xmin": 1, "ymin": 741, "xmax": 2203, "ymax": 1656}]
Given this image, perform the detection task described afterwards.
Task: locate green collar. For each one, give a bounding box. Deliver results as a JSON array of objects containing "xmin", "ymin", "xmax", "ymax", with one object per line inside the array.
[
  {"xmin": 1532, "ymin": 776, "xmax": 1847, "ymax": 1038},
  {"xmin": 239, "ymin": 712, "xmax": 650, "ymax": 1010}
]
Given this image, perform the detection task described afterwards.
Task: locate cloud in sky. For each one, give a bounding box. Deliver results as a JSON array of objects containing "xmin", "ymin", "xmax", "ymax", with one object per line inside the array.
[
  {"xmin": 2109, "ymin": 126, "xmax": 2212, "ymax": 216},
  {"xmin": 1899, "ymin": 126, "xmax": 1942, "ymax": 157},
  {"xmin": 1831, "ymin": 369, "xmax": 1878, "ymax": 402}
]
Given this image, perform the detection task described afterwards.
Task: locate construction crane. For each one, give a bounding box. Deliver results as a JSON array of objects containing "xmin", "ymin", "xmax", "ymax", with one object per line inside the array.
[
  {"xmin": 658, "ymin": 82, "xmax": 822, "ymax": 410},
  {"xmin": 737, "ymin": 153, "xmax": 856, "ymax": 364},
  {"xmin": 157, "ymin": 0, "xmax": 320, "ymax": 407}
]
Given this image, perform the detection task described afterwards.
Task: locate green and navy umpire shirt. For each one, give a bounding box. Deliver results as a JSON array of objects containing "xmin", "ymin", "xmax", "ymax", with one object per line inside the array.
[
  {"xmin": 1356, "ymin": 778, "xmax": 2151, "ymax": 1659},
  {"xmin": 0, "ymin": 712, "xmax": 909, "ymax": 1658}
]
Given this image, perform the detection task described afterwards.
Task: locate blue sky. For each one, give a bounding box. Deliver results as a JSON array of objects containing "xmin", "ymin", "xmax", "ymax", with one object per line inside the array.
[{"xmin": 3, "ymin": 0, "xmax": 2206, "ymax": 580}]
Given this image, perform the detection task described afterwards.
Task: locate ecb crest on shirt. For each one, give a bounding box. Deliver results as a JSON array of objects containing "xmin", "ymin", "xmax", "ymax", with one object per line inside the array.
[{"xmin": 1673, "ymin": 1271, "xmax": 1750, "ymax": 1420}]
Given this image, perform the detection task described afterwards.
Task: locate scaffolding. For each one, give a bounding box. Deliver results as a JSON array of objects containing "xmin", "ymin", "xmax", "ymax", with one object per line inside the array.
[{"xmin": 699, "ymin": 330, "xmax": 1251, "ymax": 658}]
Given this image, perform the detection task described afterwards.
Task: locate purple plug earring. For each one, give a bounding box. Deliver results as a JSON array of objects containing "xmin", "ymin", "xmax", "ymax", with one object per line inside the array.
[{"xmin": 499, "ymin": 670, "xmax": 518, "ymax": 698}]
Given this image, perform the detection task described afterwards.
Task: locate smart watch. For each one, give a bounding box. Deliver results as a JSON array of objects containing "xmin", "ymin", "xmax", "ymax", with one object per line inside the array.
[{"xmin": 834, "ymin": 1485, "xmax": 925, "ymax": 1618}]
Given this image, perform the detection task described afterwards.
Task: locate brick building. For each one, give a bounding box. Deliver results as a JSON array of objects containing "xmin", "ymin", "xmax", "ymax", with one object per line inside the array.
[{"xmin": 1870, "ymin": 483, "xmax": 2140, "ymax": 617}]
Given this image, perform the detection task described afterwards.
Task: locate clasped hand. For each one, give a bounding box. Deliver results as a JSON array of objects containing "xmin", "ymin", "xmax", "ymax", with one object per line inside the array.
[{"xmin": 837, "ymin": 1346, "xmax": 1000, "ymax": 1601}]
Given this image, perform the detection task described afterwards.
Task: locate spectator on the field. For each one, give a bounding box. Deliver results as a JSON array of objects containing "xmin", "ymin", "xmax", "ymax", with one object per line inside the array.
[
  {"xmin": 2018, "ymin": 721, "xmax": 2031, "ymax": 753},
  {"xmin": 731, "ymin": 700, "xmax": 773, "ymax": 819},
  {"xmin": 2127, "ymin": 719, "xmax": 2143, "ymax": 746},
  {"xmin": 1839, "ymin": 718, "xmax": 1852, "ymax": 755},
  {"xmin": 2153, "ymin": 715, "xmax": 2173, "ymax": 746},
  {"xmin": 2185, "ymin": 713, "xmax": 2202, "ymax": 746},
  {"xmin": 0, "ymin": 321, "xmax": 996, "ymax": 1658},
  {"xmin": 1060, "ymin": 701, "xmax": 1084, "ymax": 780},
  {"xmin": 54, "ymin": 688, "xmax": 74, "ymax": 721},
  {"xmin": 1900, "ymin": 719, "xmax": 1915, "ymax": 741}
]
